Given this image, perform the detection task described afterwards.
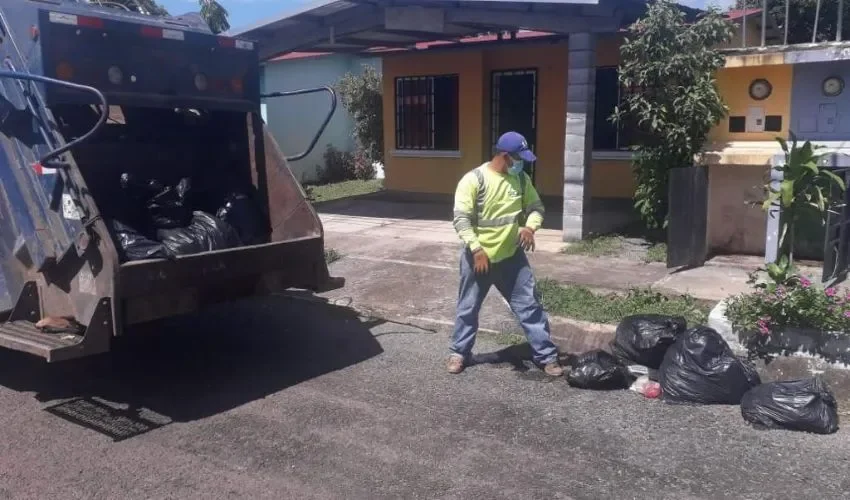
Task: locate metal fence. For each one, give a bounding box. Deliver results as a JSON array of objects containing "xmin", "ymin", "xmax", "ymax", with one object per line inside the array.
[{"xmin": 740, "ymin": 0, "xmax": 845, "ymax": 48}]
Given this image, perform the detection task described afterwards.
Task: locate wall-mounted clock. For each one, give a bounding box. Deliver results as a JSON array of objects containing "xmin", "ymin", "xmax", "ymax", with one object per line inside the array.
[
  {"xmin": 823, "ymin": 76, "xmax": 845, "ymax": 97},
  {"xmin": 749, "ymin": 79, "xmax": 772, "ymax": 101}
]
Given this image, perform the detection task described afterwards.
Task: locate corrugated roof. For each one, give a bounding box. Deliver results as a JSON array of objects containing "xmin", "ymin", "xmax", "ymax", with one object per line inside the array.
[
  {"xmin": 726, "ymin": 8, "xmax": 763, "ymax": 20},
  {"xmin": 265, "ymin": 30, "xmax": 560, "ymax": 63},
  {"xmin": 231, "ymin": 0, "xmax": 646, "ymax": 61},
  {"xmin": 259, "ymin": 3, "xmax": 758, "ymax": 64}
]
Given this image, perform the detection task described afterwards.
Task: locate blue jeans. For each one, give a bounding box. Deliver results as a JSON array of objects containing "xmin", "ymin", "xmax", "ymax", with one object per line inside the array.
[{"xmin": 451, "ymin": 248, "xmax": 558, "ymax": 365}]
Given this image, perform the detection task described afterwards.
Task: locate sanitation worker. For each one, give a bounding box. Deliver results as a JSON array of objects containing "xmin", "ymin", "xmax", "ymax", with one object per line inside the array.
[{"xmin": 447, "ymin": 131, "xmax": 562, "ymax": 376}]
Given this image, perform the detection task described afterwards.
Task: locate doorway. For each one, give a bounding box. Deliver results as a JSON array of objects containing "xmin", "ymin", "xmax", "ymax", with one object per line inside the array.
[{"xmin": 491, "ymin": 69, "xmax": 538, "ymax": 183}]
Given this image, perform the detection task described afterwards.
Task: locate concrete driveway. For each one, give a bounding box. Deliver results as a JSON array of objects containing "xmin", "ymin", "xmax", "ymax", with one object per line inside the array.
[
  {"xmin": 318, "ymin": 194, "xmax": 572, "ymax": 253},
  {"xmin": 0, "ymin": 295, "xmax": 848, "ymax": 499}
]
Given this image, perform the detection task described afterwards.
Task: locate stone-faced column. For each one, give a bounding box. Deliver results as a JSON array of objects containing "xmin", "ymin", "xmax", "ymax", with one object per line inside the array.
[{"xmin": 563, "ymin": 33, "xmax": 597, "ymax": 241}]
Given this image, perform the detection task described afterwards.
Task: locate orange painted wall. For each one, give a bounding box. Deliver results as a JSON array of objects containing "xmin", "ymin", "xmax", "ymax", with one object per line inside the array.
[
  {"xmin": 381, "ymin": 50, "xmax": 484, "ymax": 193},
  {"xmin": 591, "ymin": 160, "xmax": 635, "ymax": 198},
  {"xmin": 709, "ymin": 64, "xmax": 793, "ymax": 143},
  {"xmin": 381, "ymin": 34, "xmax": 633, "ymax": 198}
]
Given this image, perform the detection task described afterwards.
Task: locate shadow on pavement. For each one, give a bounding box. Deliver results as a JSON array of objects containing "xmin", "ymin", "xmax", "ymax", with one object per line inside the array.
[
  {"xmin": 0, "ymin": 295, "xmax": 385, "ymax": 440},
  {"xmin": 471, "ymin": 344, "xmax": 533, "ymax": 372}
]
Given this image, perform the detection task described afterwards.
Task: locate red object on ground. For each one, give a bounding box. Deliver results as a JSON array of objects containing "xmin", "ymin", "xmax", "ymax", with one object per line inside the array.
[{"xmin": 644, "ymin": 384, "xmax": 662, "ymax": 399}]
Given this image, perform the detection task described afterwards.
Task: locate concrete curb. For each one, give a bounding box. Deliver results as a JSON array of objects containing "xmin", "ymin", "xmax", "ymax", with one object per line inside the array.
[
  {"xmin": 307, "ymin": 288, "xmax": 850, "ymax": 400},
  {"xmin": 707, "ymin": 299, "xmax": 746, "ymax": 352},
  {"xmin": 549, "ymin": 316, "xmax": 616, "ymax": 354}
]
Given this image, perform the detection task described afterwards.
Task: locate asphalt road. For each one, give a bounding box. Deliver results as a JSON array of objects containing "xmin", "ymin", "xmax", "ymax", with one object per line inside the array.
[{"xmin": 0, "ymin": 294, "xmax": 848, "ymax": 499}]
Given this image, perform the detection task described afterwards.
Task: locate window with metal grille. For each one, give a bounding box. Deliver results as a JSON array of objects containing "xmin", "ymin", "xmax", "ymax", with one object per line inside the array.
[
  {"xmin": 593, "ymin": 66, "xmax": 642, "ymax": 151},
  {"xmin": 394, "ymin": 74, "xmax": 459, "ymax": 151}
]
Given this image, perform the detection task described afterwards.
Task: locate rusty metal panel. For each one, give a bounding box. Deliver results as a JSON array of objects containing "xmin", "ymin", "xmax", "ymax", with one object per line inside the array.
[{"xmin": 248, "ymin": 114, "xmax": 326, "ymax": 242}]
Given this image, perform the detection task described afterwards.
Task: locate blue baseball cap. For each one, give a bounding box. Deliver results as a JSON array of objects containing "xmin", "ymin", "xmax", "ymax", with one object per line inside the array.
[{"xmin": 495, "ymin": 131, "xmax": 536, "ymax": 162}]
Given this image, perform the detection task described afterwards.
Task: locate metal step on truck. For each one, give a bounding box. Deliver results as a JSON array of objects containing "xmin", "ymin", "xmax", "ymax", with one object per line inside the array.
[{"xmin": 0, "ymin": 0, "xmax": 343, "ymax": 361}]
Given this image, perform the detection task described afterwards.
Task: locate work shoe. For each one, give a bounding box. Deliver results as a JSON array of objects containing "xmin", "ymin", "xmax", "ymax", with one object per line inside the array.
[
  {"xmin": 543, "ymin": 361, "xmax": 564, "ymax": 377},
  {"xmin": 447, "ymin": 354, "xmax": 465, "ymax": 374}
]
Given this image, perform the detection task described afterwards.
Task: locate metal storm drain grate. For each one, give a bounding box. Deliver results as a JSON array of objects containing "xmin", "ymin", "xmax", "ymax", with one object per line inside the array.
[{"xmin": 45, "ymin": 397, "xmax": 172, "ymax": 441}]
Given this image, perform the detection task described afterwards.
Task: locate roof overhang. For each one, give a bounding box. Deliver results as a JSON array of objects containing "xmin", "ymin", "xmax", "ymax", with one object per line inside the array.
[
  {"xmin": 722, "ymin": 41, "xmax": 850, "ymax": 67},
  {"xmin": 231, "ymin": 0, "xmax": 646, "ymax": 61}
]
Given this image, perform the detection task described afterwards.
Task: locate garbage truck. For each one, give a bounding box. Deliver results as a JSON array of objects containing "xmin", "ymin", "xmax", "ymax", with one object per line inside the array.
[{"xmin": 0, "ymin": 0, "xmax": 343, "ymax": 361}]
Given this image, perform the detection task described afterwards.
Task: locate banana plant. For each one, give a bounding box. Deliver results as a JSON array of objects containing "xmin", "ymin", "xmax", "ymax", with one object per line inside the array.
[{"xmin": 763, "ymin": 133, "xmax": 846, "ymax": 267}]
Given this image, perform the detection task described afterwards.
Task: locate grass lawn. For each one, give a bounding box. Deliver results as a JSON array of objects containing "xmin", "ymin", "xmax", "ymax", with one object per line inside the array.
[
  {"xmin": 536, "ymin": 279, "xmax": 708, "ymax": 326},
  {"xmin": 644, "ymin": 242, "xmax": 667, "ymax": 263},
  {"xmin": 307, "ymin": 179, "xmax": 383, "ymax": 203},
  {"xmin": 562, "ymin": 234, "xmax": 667, "ymax": 263}
]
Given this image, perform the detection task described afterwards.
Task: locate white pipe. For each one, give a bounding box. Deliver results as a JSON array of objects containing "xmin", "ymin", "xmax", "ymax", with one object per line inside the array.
[{"xmin": 813, "ymin": 0, "xmax": 822, "ymax": 43}]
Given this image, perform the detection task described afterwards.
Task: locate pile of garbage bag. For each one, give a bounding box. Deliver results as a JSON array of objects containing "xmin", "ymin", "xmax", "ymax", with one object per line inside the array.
[
  {"xmin": 108, "ymin": 174, "xmax": 267, "ymax": 262},
  {"xmin": 564, "ymin": 315, "xmax": 838, "ymax": 434}
]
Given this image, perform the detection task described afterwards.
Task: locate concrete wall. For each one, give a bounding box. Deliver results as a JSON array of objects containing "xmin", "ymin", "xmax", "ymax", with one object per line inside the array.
[
  {"xmin": 707, "ymin": 164, "xmax": 768, "ymax": 255},
  {"xmin": 790, "ymin": 60, "xmax": 850, "ymax": 141},
  {"xmin": 263, "ymin": 54, "xmax": 381, "ymax": 183}
]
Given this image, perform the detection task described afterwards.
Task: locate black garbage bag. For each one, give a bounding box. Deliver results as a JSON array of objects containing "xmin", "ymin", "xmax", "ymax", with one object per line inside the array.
[
  {"xmin": 120, "ymin": 174, "xmax": 193, "ymax": 229},
  {"xmin": 567, "ymin": 350, "xmax": 631, "ymax": 390},
  {"xmin": 659, "ymin": 326, "xmax": 761, "ymax": 405},
  {"xmin": 741, "ymin": 378, "xmax": 839, "ymax": 434},
  {"xmin": 119, "ymin": 173, "xmax": 163, "ymax": 201},
  {"xmin": 216, "ymin": 192, "xmax": 267, "ymax": 245},
  {"xmin": 110, "ymin": 220, "xmax": 168, "ymax": 261},
  {"xmin": 157, "ymin": 211, "xmax": 240, "ymax": 257},
  {"xmin": 611, "ymin": 314, "xmax": 687, "ymax": 369},
  {"xmin": 146, "ymin": 178, "xmax": 193, "ymax": 229}
]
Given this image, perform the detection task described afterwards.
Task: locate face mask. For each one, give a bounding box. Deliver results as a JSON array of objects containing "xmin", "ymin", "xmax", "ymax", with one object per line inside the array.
[{"xmin": 508, "ymin": 159, "xmax": 524, "ymax": 176}]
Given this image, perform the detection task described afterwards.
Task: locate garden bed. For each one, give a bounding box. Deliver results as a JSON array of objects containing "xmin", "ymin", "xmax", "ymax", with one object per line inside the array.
[{"xmin": 719, "ymin": 278, "xmax": 850, "ymax": 366}]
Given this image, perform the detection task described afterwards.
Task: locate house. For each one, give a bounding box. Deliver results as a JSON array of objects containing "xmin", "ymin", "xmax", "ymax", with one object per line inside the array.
[
  {"xmin": 260, "ymin": 52, "xmax": 381, "ymax": 183},
  {"xmin": 234, "ymin": 0, "xmax": 850, "ymax": 267}
]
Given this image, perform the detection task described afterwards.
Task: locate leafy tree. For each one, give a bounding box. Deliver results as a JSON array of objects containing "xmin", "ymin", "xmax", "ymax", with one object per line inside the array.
[
  {"xmin": 735, "ymin": 0, "xmax": 849, "ymax": 44},
  {"xmin": 335, "ymin": 65, "xmax": 384, "ymax": 165},
  {"xmin": 85, "ymin": 0, "xmax": 230, "ymax": 34},
  {"xmin": 614, "ymin": 0, "xmax": 733, "ymax": 229}
]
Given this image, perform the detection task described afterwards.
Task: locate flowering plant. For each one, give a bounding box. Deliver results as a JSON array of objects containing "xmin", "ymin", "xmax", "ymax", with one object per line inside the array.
[
  {"xmin": 727, "ymin": 136, "xmax": 850, "ymax": 358},
  {"xmin": 726, "ymin": 272, "xmax": 850, "ymax": 336}
]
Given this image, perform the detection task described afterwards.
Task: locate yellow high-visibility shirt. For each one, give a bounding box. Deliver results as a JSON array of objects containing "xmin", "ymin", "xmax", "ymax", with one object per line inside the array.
[{"xmin": 452, "ymin": 162, "xmax": 545, "ymax": 263}]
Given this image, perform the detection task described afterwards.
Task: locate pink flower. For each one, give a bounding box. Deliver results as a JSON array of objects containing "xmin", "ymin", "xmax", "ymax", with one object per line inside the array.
[
  {"xmin": 826, "ymin": 287, "xmax": 837, "ymax": 297},
  {"xmin": 844, "ymin": 311, "xmax": 850, "ymax": 319},
  {"xmin": 757, "ymin": 317, "xmax": 771, "ymax": 336},
  {"xmin": 799, "ymin": 277, "xmax": 812, "ymax": 288}
]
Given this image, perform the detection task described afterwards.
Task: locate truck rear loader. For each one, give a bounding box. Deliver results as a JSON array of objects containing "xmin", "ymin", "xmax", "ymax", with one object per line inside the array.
[{"xmin": 0, "ymin": 0, "xmax": 343, "ymax": 361}]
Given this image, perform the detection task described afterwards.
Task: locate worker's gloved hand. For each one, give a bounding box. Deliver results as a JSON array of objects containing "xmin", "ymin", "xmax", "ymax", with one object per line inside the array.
[
  {"xmin": 519, "ymin": 227, "xmax": 536, "ymax": 252},
  {"xmin": 472, "ymin": 249, "xmax": 490, "ymax": 274}
]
